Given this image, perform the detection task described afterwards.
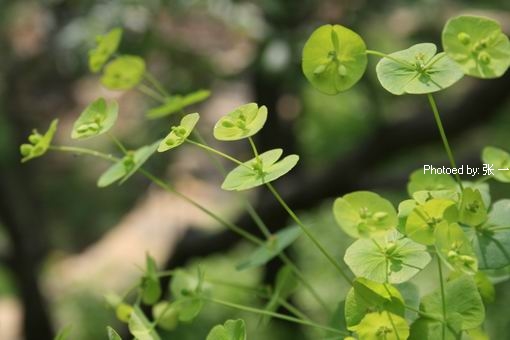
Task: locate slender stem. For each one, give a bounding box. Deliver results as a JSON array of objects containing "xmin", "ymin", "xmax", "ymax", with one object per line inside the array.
[
  {"xmin": 108, "ymin": 132, "xmax": 128, "ymax": 154},
  {"xmin": 404, "ymin": 304, "xmax": 443, "ymax": 322},
  {"xmin": 203, "ymin": 297, "xmax": 348, "ymax": 335},
  {"xmin": 49, "ymin": 146, "xmax": 119, "ymax": 162},
  {"xmin": 427, "ymin": 94, "xmax": 463, "ymax": 191},
  {"xmin": 137, "ymin": 84, "xmax": 167, "ymax": 103},
  {"xmin": 265, "ymin": 182, "xmax": 352, "ymax": 286},
  {"xmin": 248, "ymin": 136, "xmax": 260, "ymax": 159},
  {"xmin": 278, "ymin": 298, "xmax": 312, "ymax": 322},
  {"xmin": 365, "ymin": 49, "xmax": 414, "ymax": 68},
  {"xmin": 386, "ymin": 310, "xmax": 401, "ymax": 340},
  {"xmin": 144, "ymin": 72, "xmax": 170, "ymax": 98},
  {"xmin": 185, "ymin": 139, "xmax": 246, "ymax": 167},
  {"xmin": 437, "ymin": 256, "xmax": 447, "ymax": 340}
]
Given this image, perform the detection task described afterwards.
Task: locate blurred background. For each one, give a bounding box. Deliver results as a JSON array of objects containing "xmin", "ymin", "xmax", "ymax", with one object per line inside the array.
[{"xmin": 0, "ymin": 0, "xmax": 509, "ymax": 339}]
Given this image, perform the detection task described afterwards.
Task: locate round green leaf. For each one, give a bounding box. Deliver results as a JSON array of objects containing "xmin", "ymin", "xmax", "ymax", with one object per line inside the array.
[
  {"xmin": 101, "ymin": 55, "xmax": 146, "ymax": 90},
  {"xmin": 410, "ymin": 317, "xmax": 460, "ymax": 340},
  {"xmin": 405, "ymin": 198, "xmax": 458, "ymax": 245},
  {"xmin": 158, "ymin": 113, "xmax": 200, "ymax": 152},
  {"xmin": 213, "ymin": 103, "xmax": 267, "ymax": 141},
  {"xmin": 345, "ymin": 278, "xmax": 405, "ymax": 328},
  {"xmin": 350, "ymin": 311, "xmax": 409, "ymax": 340},
  {"xmin": 407, "ymin": 169, "xmax": 457, "ymax": 196},
  {"xmin": 435, "ymin": 222, "xmax": 478, "ymax": 275},
  {"xmin": 344, "ymin": 232, "xmax": 431, "ymax": 284},
  {"xmin": 236, "ymin": 226, "xmax": 301, "ymax": 270},
  {"xmin": 302, "ymin": 24, "xmax": 367, "ymax": 94},
  {"xmin": 465, "ymin": 199, "xmax": 510, "ymax": 270},
  {"xmin": 442, "ymin": 15, "xmax": 510, "ymax": 78},
  {"xmin": 152, "ymin": 302, "xmax": 179, "ymax": 331},
  {"xmin": 420, "ymin": 275, "xmax": 484, "ymax": 330},
  {"xmin": 88, "ymin": 28, "xmax": 122, "ymax": 73},
  {"xmin": 20, "ymin": 119, "xmax": 58, "ymax": 163},
  {"xmin": 206, "ymin": 319, "xmax": 247, "ymax": 340},
  {"xmin": 175, "ymin": 296, "xmax": 204, "ymax": 322},
  {"xmin": 333, "ymin": 191, "xmax": 398, "ymax": 238},
  {"xmin": 71, "ymin": 98, "xmax": 118, "ymax": 139},
  {"xmin": 482, "ymin": 146, "xmax": 510, "ymax": 183},
  {"xmin": 97, "ymin": 141, "xmax": 159, "ymax": 187},
  {"xmin": 376, "ymin": 43, "xmax": 464, "ymax": 95},
  {"xmin": 221, "ymin": 149, "xmax": 299, "ymax": 191},
  {"xmin": 146, "ymin": 90, "xmax": 210, "ymax": 119},
  {"xmin": 170, "ymin": 269, "xmax": 200, "ymax": 298},
  {"xmin": 141, "ymin": 254, "xmax": 161, "ymax": 305},
  {"xmin": 459, "ymin": 188, "xmax": 487, "ymax": 227}
]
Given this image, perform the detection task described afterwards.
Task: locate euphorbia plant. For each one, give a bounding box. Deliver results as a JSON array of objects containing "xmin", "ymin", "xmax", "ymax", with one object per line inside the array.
[{"xmin": 23, "ymin": 14, "xmax": 510, "ymax": 340}]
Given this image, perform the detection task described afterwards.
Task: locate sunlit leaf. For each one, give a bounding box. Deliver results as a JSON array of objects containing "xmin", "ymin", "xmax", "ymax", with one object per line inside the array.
[
  {"xmin": 88, "ymin": 28, "xmax": 122, "ymax": 73},
  {"xmin": 442, "ymin": 15, "xmax": 510, "ymax": 78},
  {"xmin": 97, "ymin": 141, "xmax": 159, "ymax": 187},
  {"xmin": 405, "ymin": 198, "xmax": 458, "ymax": 245},
  {"xmin": 482, "ymin": 146, "xmax": 510, "ymax": 183},
  {"xmin": 71, "ymin": 98, "xmax": 118, "ymax": 139},
  {"xmin": 420, "ymin": 275, "xmax": 484, "ymax": 330},
  {"xmin": 115, "ymin": 303, "xmax": 133, "ymax": 323},
  {"xmin": 128, "ymin": 306, "xmax": 161, "ymax": 340},
  {"xmin": 407, "ymin": 169, "xmax": 457, "ymax": 196},
  {"xmin": 333, "ymin": 191, "xmax": 398, "ymax": 238},
  {"xmin": 221, "ymin": 149, "xmax": 299, "ymax": 191},
  {"xmin": 302, "ymin": 24, "xmax": 367, "ymax": 94},
  {"xmin": 146, "ymin": 90, "xmax": 210, "ymax": 119},
  {"xmin": 152, "ymin": 302, "xmax": 179, "ymax": 331},
  {"xmin": 107, "ymin": 326, "xmax": 122, "ymax": 340},
  {"xmin": 344, "ymin": 232, "xmax": 431, "ymax": 283},
  {"xmin": 213, "ymin": 103, "xmax": 267, "ymax": 141},
  {"xmin": 101, "ymin": 55, "xmax": 146, "ymax": 90},
  {"xmin": 237, "ymin": 226, "xmax": 301, "ymax": 270},
  {"xmin": 158, "ymin": 113, "xmax": 199, "ymax": 152},
  {"xmin": 435, "ymin": 222, "xmax": 478, "ymax": 274},
  {"xmin": 376, "ymin": 43, "xmax": 463, "ymax": 95},
  {"xmin": 459, "ymin": 188, "xmax": 487, "ymax": 227},
  {"xmin": 141, "ymin": 254, "xmax": 161, "ymax": 305},
  {"xmin": 350, "ymin": 311, "xmax": 409, "ymax": 340},
  {"xmin": 465, "ymin": 199, "xmax": 510, "ymax": 270},
  {"xmin": 345, "ymin": 278, "xmax": 405, "ymax": 328},
  {"xmin": 20, "ymin": 119, "xmax": 58, "ymax": 163},
  {"xmin": 206, "ymin": 319, "xmax": 247, "ymax": 340}
]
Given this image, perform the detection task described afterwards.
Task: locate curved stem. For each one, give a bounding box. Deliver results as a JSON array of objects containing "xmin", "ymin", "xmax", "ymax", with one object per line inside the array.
[
  {"xmin": 427, "ymin": 94, "xmax": 464, "ymax": 191},
  {"xmin": 185, "ymin": 139, "xmax": 247, "ymax": 167},
  {"xmin": 365, "ymin": 49, "xmax": 414, "ymax": 68},
  {"xmin": 437, "ymin": 256, "xmax": 447, "ymax": 340},
  {"xmin": 265, "ymin": 182, "xmax": 352, "ymax": 286},
  {"xmin": 107, "ymin": 132, "xmax": 128, "ymax": 154},
  {"xmin": 144, "ymin": 72, "xmax": 170, "ymax": 98},
  {"xmin": 49, "ymin": 146, "xmax": 119, "ymax": 162},
  {"xmin": 203, "ymin": 297, "xmax": 348, "ymax": 335},
  {"xmin": 137, "ymin": 84, "xmax": 167, "ymax": 103}
]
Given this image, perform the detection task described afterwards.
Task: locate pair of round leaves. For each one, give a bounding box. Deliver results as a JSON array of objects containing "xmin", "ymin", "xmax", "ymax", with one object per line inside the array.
[
  {"xmin": 435, "ymin": 222, "xmax": 478, "ymax": 275},
  {"xmin": 213, "ymin": 103, "xmax": 267, "ymax": 141},
  {"xmin": 88, "ymin": 28, "xmax": 122, "ymax": 73},
  {"xmin": 482, "ymin": 146, "xmax": 510, "ymax": 183},
  {"xmin": 158, "ymin": 113, "xmax": 200, "ymax": 152},
  {"xmin": 376, "ymin": 43, "xmax": 464, "ymax": 95},
  {"xmin": 101, "ymin": 55, "xmax": 146, "ymax": 90},
  {"xmin": 333, "ymin": 191, "xmax": 398, "ymax": 239},
  {"xmin": 302, "ymin": 24, "xmax": 368, "ymax": 95},
  {"xmin": 146, "ymin": 90, "xmax": 211, "ymax": 119},
  {"xmin": 344, "ymin": 231, "xmax": 431, "ymax": 284},
  {"xmin": 206, "ymin": 319, "xmax": 246, "ymax": 340},
  {"xmin": 71, "ymin": 98, "xmax": 118, "ymax": 139},
  {"xmin": 442, "ymin": 15, "xmax": 510, "ymax": 79},
  {"xmin": 221, "ymin": 149, "xmax": 299, "ymax": 191},
  {"xmin": 20, "ymin": 119, "xmax": 58, "ymax": 163}
]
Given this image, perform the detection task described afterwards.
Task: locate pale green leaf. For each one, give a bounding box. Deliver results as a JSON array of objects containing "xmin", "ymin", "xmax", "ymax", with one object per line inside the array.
[
  {"xmin": 101, "ymin": 55, "xmax": 146, "ymax": 90},
  {"xmin": 206, "ymin": 319, "xmax": 247, "ymax": 340},
  {"xmin": 435, "ymin": 222, "xmax": 478, "ymax": 275},
  {"xmin": 146, "ymin": 90, "xmax": 210, "ymax": 119},
  {"xmin": 152, "ymin": 302, "xmax": 179, "ymax": 331},
  {"xmin": 236, "ymin": 226, "xmax": 301, "ymax": 270},
  {"xmin": 333, "ymin": 191, "xmax": 398, "ymax": 238},
  {"xmin": 344, "ymin": 232, "xmax": 431, "ymax": 284},
  {"xmin": 88, "ymin": 28, "xmax": 122, "ymax": 73},
  {"xmin": 221, "ymin": 149, "xmax": 299, "ymax": 191},
  {"xmin": 141, "ymin": 254, "xmax": 161, "ymax": 305},
  {"xmin": 482, "ymin": 146, "xmax": 510, "ymax": 183},
  {"xmin": 442, "ymin": 15, "xmax": 510, "ymax": 78},
  {"xmin": 459, "ymin": 188, "xmax": 487, "ymax": 227},
  {"xmin": 107, "ymin": 326, "xmax": 122, "ymax": 340},
  {"xmin": 350, "ymin": 311, "xmax": 410, "ymax": 340},
  {"xmin": 158, "ymin": 113, "xmax": 199, "ymax": 152},
  {"xmin": 213, "ymin": 103, "xmax": 267, "ymax": 141},
  {"xmin": 128, "ymin": 306, "xmax": 161, "ymax": 340},
  {"xmin": 407, "ymin": 169, "xmax": 457, "ymax": 196},
  {"xmin": 302, "ymin": 24, "xmax": 367, "ymax": 94},
  {"xmin": 71, "ymin": 98, "xmax": 118, "ymax": 139},
  {"xmin": 174, "ymin": 296, "xmax": 204, "ymax": 322},
  {"xmin": 20, "ymin": 119, "xmax": 58, "ymax": 163},
  {"xmin": 376, "ymin": 43, "xmax": 463, "ymax": 95}
]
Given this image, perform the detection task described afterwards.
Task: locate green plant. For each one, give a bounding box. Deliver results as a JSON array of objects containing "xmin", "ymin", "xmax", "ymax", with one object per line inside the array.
[{"xmin": 24, "ymin": 14, "xmax": 510, "ymax": 340}]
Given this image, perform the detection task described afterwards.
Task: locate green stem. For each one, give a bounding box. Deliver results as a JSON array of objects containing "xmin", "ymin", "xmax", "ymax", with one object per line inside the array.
[
  {"xmin": 185, "ymin": 139, "xmax": 246, "ymax": 167},
  {"xmin": 203, "ymin": 297, "xmax": 348, "ymax": 335},
  {"xmin": 427, "ymin": 93, "xmax": 463, "ymax": 191},
  {"xmin": 437, "ymin": 256, "xmax": 447, "ymax": 340},
  {"xmin": 248, "ymin": 136, "xmax": 260, "ymax": 159},
  {"xmin": 404, "ymin": 304, "xmax": 443, "ymax": 322},
  {"xmin": 108, "ymin": 132, "xmax": 128, "ymax": 154},
  {"xmin": 49, "ymin": 146, "xmax": 119, "ymax": 162},
  {"xmin": 265, "ymin": 182, "xmax": 352, "ymax": 286},
  {"xmin": 278, "ymin": 298, "xmax": 312, "ymax": 322},
  {"xmin": 144, "ymin": 72, "xmax": 170, "ymax": 98},
  {"xmin": 137, "ymin": 84, "xmax": 167, "ymax": 103},
  {"xmin": 365, "ymin": 49, "xmax": 414, "ymax": 68}
]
